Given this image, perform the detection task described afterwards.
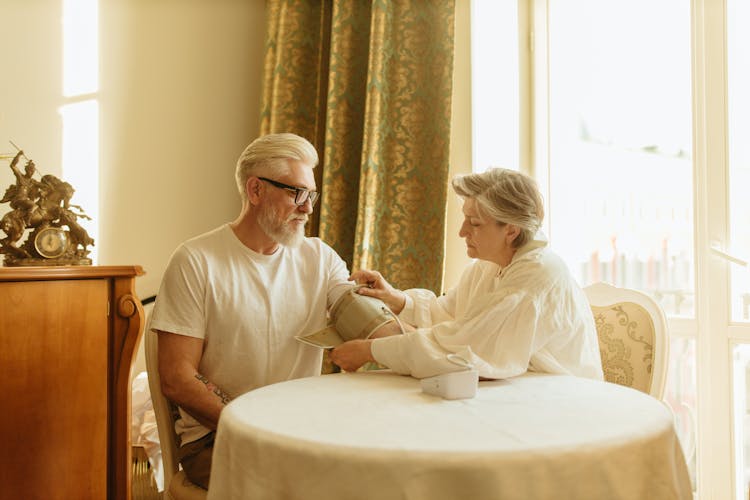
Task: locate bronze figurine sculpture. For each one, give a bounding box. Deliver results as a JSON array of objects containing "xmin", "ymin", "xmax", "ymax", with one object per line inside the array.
[{"xmin": 0, "ymin": 148, "xmax": 94, "ymax": 266}]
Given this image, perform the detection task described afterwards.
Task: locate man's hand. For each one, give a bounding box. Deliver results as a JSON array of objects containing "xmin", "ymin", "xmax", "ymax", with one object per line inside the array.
[{"xmin": 330, "ymin": 339, "xmax": 375, "ymax": 372}]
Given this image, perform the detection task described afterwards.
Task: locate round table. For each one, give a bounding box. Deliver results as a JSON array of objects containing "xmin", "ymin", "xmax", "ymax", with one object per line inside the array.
[{"xmin": 207, "ymin": 371, "xmax": 692, "ymax": 500}]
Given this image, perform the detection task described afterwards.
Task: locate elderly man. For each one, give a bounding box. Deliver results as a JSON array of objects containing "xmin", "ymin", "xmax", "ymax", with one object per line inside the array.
[{"xmin": 150, "ymin": 133, "xmax": 351, "ymax": 489}]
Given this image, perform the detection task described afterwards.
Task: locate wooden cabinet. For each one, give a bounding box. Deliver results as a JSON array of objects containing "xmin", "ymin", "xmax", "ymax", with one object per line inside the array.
[{"xmin": 0, "ymin": 266, "xmax": 145, "ymax": 500}]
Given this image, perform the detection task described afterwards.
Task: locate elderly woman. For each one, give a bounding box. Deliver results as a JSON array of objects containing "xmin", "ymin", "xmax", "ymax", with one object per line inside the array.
[{"xmin": 330, "ymin": 168, "xmax": 603, "ymax": 380}]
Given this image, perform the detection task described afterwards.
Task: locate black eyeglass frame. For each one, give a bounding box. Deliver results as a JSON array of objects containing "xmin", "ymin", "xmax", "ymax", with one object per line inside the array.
[{"xmin": 258, "ymin": 177, "xmax": 320, "ymax": 207}]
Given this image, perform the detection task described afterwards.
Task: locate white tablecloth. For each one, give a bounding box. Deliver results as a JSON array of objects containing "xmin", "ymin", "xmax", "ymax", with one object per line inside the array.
[{"xmin": 207, "ymin": 371, "xmax": 692, "ymax": 500}]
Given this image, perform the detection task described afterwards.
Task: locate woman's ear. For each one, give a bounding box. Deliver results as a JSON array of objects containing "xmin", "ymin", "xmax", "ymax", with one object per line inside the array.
[{"xmin": 506, "ymin": 224, "xmax": 521, "ymax": 245}]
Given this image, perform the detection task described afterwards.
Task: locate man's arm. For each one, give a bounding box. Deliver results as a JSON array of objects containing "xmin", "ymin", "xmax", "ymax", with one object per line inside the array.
[
  {"xmin": 370, "ymin": 319, "xmax": 412, "ymax": 338},
  {"xmin": 157, "ymin": 330, "xmax": 231, "ymax": 430}
]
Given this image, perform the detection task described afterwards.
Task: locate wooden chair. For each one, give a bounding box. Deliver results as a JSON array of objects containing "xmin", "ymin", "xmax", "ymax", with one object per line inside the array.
[
  {"xmin": 144, "ymin": 320, "xmax": 208, "ymax": 500},
  {"xmin": 584, "ymin": 282, "xmax": 670, "ymax": 399}
]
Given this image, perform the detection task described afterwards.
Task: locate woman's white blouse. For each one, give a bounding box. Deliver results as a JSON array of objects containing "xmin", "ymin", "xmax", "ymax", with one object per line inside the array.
[{"xmin": 371, "ymin": 241, "xmax": 604, "ymax": 380}]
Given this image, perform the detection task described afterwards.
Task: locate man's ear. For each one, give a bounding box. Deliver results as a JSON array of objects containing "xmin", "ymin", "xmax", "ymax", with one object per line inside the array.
[{"xmin": 246, "ymin": 177, "xmax": 263, "ymax": 205}]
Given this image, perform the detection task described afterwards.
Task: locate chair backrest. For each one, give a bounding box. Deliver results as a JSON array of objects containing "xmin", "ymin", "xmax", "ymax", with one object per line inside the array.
[
  {"xmin": 583, "ymin": 282, "xmax": 669, "ymax": 399},
  {"xmin": 144, "ymin": 318, "xmax": 181, "ymax": 492},
  {"xmin": 145, "ymin": 319, "xmax": 208, "ymax": 500}
]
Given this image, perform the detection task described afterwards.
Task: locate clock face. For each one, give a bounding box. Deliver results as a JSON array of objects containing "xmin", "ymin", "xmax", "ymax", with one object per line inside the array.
[{"xmin": 34, "ymin": 227, "xmax": 69, "ymax": 259}]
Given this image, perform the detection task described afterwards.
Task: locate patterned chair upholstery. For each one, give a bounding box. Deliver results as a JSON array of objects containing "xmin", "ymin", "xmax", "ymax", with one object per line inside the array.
[{"xmin": 584, "ymin": 282, "xmax": 669, "ymax": 399}]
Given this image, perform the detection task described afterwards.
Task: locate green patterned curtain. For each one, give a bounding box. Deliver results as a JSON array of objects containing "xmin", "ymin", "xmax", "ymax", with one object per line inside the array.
[{"xmin": 261, "ymin": 0, "xmax": 455, "ymax": 293}]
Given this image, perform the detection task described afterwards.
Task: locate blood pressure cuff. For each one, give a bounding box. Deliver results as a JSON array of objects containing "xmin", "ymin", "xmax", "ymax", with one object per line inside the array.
[
  {"xmin": 330, "ymin": 285, "xmax": 395, "ymax": 342},
  {"xmin": 295, "ymin": 285, "xmax": 397, "ymax": 348}
]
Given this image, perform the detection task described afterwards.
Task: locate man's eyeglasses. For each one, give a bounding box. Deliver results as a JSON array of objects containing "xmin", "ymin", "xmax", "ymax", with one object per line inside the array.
[{"xmin": 258, "ymin": 177, "xmax": 320, "ymax": 207}]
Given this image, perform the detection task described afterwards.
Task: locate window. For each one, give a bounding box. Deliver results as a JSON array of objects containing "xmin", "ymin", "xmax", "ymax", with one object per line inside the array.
[
  {"xmin": 727, "ymin": 0, "xmax": 750, "ymax": 323},
  {"xmin": 471, "ymin": 0, "xmax": 519, "ymax": 173},
  {"xmin": 728, "ymin": 1, "xmax": 750, "ymax": 498},
  {"xmin": 61, "ymin": 0, "xmax": 99, "ymax": 262},
  {"xmin": 545, "ymin": 0, "xmax": 694, "ymax": 317},
  {"xmin": 469, "ymin": 1, "xmax": 750, "ymax": 498}
]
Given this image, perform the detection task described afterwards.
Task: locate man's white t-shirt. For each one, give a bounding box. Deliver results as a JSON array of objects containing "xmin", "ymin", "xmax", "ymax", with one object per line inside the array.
[{"xmin": 150, "ymin": 224, "xmax": 350, "ymax": 445}]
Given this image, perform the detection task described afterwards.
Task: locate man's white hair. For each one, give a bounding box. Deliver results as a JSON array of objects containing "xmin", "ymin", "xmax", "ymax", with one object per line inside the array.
[{"xmin": 235, "ymin": 133, "xmax": 319, "ymax": 202}]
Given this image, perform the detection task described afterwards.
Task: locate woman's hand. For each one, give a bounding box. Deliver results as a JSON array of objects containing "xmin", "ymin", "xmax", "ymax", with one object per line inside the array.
[
  {"xmin": 330, "ymin": 339, "xmax": 375, "ymax": 372},
  {"xmin": 349, "ymin": 269, "xmax": 407, "ymax": 314}
]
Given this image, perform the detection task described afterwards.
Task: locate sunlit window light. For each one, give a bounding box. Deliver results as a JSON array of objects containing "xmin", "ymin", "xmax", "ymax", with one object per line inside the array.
[
  {"xmin": 59, "ymin": 101, "xmax": 99, "ymax": 264},
  {"xmin": 62, "ymin": 0, "xmax": 99, "ymax": 97},
  {"xmin": 728, "ymin": 0, "xmax": 750, "ymax": 323},
  {"xmin": 471, "ymin": 0, "xmax": 519, "ymax": 173},
  {"xmin": 61, "ymin": 0, "xmax": 99, "ymax": 264}
]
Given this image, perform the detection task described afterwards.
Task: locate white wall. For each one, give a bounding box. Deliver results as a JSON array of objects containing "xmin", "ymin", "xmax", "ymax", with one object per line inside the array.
[
  {"xmin": 0, "ymin": 0, "xmax": 266, "ymax": 299},
  {"xmin": 444, "ymin": 0, "xmax": 472, "ymax": 291}
]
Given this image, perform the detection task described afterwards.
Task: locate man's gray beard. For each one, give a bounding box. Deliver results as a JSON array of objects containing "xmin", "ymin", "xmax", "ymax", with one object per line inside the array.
[{"xmin": 257, "ymin": 204, "xmax": 306, "ymax": 248}]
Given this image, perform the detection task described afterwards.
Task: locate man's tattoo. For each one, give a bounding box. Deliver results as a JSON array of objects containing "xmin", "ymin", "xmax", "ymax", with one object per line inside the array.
[{"xmin": 195, "ymin": 373, "xmax": 233, "ymax": 405}]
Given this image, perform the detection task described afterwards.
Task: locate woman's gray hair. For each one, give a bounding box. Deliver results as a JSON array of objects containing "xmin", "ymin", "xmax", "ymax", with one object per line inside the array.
[
  {"xmin": 451, "ymin": 168, "xmax": 544, "ymax": 248},
  {"xmin": 235, "ymin": 133, "xmax": 319, "ymax": 202}
]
